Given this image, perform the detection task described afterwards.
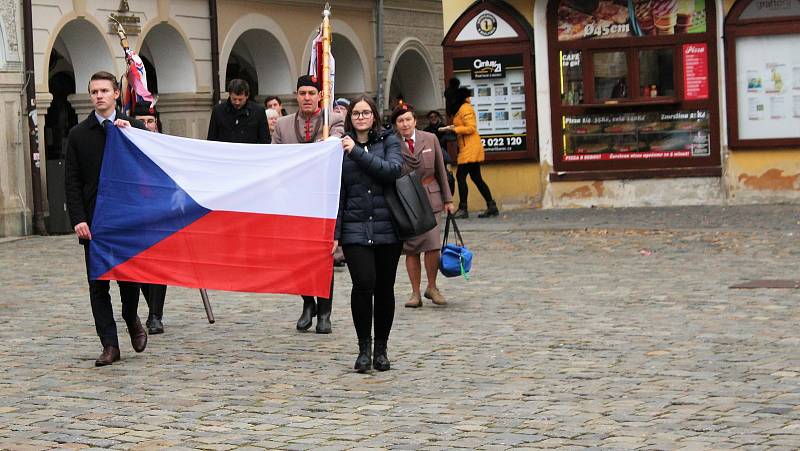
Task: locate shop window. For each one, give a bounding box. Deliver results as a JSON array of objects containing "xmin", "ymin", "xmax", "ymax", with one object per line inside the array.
[
  {"xmin": 639, "ymin": 48, "xmax": 675, "ymax": 97},
  {"xmin": 593, "ymin": 51, "xmax": 628, "ymax": 101},
  {"xmin": 548, "ymin": 0, "xmax": 720, "ymax": 179},
  {"xmin": 724, "ymin": 0, "xmax": 800, "ymax": 149},
  {"xmin": 561, "ymin": 50, "xmax": 583, "ymax": 105}
]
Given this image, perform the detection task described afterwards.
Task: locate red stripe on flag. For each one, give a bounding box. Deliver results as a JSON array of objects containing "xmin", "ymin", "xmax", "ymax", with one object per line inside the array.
[{"xmin": 100, "ymin": 211, "xmax": 335, "ymax": 297}]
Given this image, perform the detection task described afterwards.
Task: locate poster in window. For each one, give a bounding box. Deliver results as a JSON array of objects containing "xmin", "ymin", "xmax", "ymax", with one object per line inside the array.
[
  {"xmin": 562, "ymin": 109, "xmax": 710, "ymax": 161},
  {"xmin": 557, "ymin": 0, "xmax": 706, "ymax": 41},
  {"xmin": 683, "ymin": 43, "xmax": 709, "ymax": 100},
  {"xmin": 795, "ymin": 96, "xmax": 800, "ymax": 118},
  {"xmin": 735, "ymin": 34, "xmax": 800, "ymax": 140},
  {"xmin": 453, "ymin": 54, "xmax": 528, "ymax": 152}
]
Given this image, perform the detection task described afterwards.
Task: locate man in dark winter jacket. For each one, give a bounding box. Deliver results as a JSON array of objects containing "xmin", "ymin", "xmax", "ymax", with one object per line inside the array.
[{"xmin": 207, "ymin": 79, "xmax": 268, "ymax": 144}]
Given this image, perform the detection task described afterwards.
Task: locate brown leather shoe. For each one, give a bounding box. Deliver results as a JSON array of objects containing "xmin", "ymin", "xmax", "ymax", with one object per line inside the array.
[
  {"xmin": 405, "ymin": 292, "xmax": 422, "ymax": 308},
  {"xmin": 128, "ymin": 318, "xmax": 148, "ymax": 353},
  {"xmin": 95, "ymin": 346, "xmax": 120, "ymax": 366},
  {"xmin": 424, "ymin": 287, "xmax": 447, "ymax": 305}
]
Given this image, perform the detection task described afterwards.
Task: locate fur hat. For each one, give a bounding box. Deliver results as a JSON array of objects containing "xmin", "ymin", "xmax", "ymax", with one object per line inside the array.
[{"xmin": 297, "ymin": 75, "xmax": 321, "ymax": 91}]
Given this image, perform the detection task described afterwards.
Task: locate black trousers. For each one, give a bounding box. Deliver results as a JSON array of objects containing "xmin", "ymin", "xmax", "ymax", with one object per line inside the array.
[
  {"xmin": 456, "ymin": 162, "xmax": 494, "ymax": 207},
  {"xmin": 300, "ymin": 275, "xmax": 334, "ymax": 306},
  {"xmin": 83, "ymin": 246, "xmax": 140, "ymax": 348},
  {"xmin": 141, "ymin": 284, "xmax": 167, "ymax": 319},
  {"xmin": 342, "ymin": 242, "xmax": 403, "ymax": 342}
]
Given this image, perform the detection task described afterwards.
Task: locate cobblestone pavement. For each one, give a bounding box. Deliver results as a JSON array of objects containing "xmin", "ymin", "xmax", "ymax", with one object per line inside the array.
[{"xmin": 0, "ymin": 205, "xmax": 798, "ymax": 450}]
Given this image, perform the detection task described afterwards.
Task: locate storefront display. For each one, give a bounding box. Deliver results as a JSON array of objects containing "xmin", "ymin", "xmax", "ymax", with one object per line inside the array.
[
  {"xmin": 453, "ymin": 55, "xmax": 527, "ymax": 153},
  {"xmin": 548, "ymin": 0, "xmax": 720, "ymax": 179},
  {"xmin": 563, "ymin": 109, "xmax": 710, "ymax": 161},
  {"xmin": 725, "ymin": 0, "xmax": 800, "ymax": 148},
  {"xmin": 443, "ymin": 2, "xmax": 537, "ymax": 161}
]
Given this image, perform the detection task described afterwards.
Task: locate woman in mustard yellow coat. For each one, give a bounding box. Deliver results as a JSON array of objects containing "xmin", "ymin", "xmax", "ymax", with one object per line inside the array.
[{"xmin": 439, "ymin": 78, "xmax": 498, "ymax": 218}]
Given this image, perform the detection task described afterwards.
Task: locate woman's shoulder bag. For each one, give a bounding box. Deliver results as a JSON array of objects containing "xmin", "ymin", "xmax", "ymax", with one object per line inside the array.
[
  {"xmin": 440, "ymin": 214, "xmax": 472, "ymax": 279},
  {"xmin": 384, "ymin": 170, "xmax": 436, "ymax": 241}
]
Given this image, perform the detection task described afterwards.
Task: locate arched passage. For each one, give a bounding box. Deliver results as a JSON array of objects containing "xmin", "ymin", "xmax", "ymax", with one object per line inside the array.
[
  {"xmin": 386, "ymin": 40, "xmax": 439, "ymax": 112},
  {"xmin": 225, "ymin": 29, "xmax": 292, "ymax": 96},
  {"xmin": 48, "ymin": 19, "xmax": 115, "ymax": 92},
  {"xmin": 139, "ymin": 23, "xmax": 196, "ymax": 93},
  {"xmin": 331, "ymin": 33, "xmax": 365, "ymax": 96},
  {"xmin": 220, "ymin": 14, "xmax": 296, "ymax": 98}
]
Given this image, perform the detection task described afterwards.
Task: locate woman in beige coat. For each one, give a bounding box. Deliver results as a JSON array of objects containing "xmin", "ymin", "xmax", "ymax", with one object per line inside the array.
[{"xmin": 391, "ymin": 104, "xmax": 456, "ymax": 307}]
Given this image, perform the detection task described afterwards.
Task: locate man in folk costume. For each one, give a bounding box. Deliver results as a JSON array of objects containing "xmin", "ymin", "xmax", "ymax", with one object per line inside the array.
[
  {"xmin": 129, "ymin": 103, "xmax": 169, "ymax": 334},
  {"xmin": 272, "ymin": 75, "xmax": 344, "ymax": 333}
]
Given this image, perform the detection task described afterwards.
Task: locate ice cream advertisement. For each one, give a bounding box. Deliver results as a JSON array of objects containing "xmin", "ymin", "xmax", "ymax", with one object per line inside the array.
[{"xmin": 557, "ymin": 0, "xmax": 706, "ymax": 41}]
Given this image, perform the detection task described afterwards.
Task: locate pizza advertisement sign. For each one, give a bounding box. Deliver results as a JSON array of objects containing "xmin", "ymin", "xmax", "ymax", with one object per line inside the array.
[
  {"xmin": 562, "ymin": 109, "xmax": 711, "ymax": 161},
  {"xmin": 682, "ymin": 43, "xmax": 709, "ymax": 100},
  {"xmin": 557, "ymin": 0, "xmax": 707, "ymax": 41}
]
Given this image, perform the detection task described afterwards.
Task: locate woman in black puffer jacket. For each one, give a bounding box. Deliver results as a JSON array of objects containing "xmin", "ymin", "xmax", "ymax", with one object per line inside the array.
[{"xmin": 335, "ymin": 96, "xmax": 403, "ymax": 373}]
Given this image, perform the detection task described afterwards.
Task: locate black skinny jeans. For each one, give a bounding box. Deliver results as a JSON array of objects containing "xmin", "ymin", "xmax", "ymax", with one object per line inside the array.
[
  {"xmin": 456, "ymin": 162, "xmax": 494, "ymax": 207},
  {"xmin": 342, "ymin": 243, "xmax": 403, "ymax": 342}
]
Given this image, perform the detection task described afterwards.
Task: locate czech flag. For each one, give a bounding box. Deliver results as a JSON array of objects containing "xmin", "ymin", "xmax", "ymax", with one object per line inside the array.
[{"xmin": 88, "ymin": 126, "xmax": 343, "ymax": 298}]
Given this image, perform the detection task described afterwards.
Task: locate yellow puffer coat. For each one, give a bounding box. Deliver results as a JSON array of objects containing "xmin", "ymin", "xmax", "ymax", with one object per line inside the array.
[{"xmin": 453, "ymin": 100, "xmax": 485, "ymax": 164}]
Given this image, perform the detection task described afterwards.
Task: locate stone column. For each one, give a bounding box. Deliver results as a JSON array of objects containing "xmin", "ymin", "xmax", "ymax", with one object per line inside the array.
[{"xmin": 0, "ymin": 72, "xmax": 29, "ymax": 236}]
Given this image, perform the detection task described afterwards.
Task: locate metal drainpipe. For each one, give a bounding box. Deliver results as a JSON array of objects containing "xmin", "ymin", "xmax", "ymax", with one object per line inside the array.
[
  {"xmin": 22, "ymin": 0, "xmax": 47, "ymax": 235},
  {"xmin": 209, "ymin": 0, "xmax": 221, "ymax": 105},
  {"xmin": 375, "ymin": 0, "xmax": 384, "ymax": 114}
]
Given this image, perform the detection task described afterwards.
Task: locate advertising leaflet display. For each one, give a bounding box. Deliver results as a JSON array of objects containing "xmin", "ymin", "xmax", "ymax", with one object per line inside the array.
[
  {"xmin": 562, "ymin": 109, "xmax": 710, "ymax": 161},
  {"xmin": 557, "ymin": 0, "xmax": 706, "ymax": 41},
  {"xmin": 735, "ymin": 34, "xmax": 800, "ymax": 140},
  {"xmin": 453, "ymin": 55, "xmax": 527, "ymax": 153}
]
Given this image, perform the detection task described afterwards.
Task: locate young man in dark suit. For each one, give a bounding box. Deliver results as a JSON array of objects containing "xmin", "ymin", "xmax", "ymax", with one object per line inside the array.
[{"xmin": 65, "ymin": 71, "xmax": 149, "ymax": 366}]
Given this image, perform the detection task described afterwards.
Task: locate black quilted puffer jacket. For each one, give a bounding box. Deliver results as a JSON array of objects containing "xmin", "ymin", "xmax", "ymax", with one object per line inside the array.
[{"xmin": 335, "ymin": 129, "xmax": 403, "ymax": 246}]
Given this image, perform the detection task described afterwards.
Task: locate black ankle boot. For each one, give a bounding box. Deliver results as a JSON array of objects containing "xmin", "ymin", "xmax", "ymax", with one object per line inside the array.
[
  {"xmin": 296, "ymin": 297, "xmax": 316, "ymax": 331},
  {"xmin": 373, "ymin": 340, "xmax": 390, "ymax": 371},
  {"xmin": 149, "ymin": 291, "xmax": 165, "ymax": 334},
  {"xmin": 315, "ymin": 298, "xmax": 332, "ymax": 334},
  {"xmin": 478, "ymin": 200, "xmax": 499, "ymax": 218},
  {"xmin": 148, "ymin": 316, "xmax": 164, "ymax": 335},
  {"xmin": 354, "ymin": 339, "xmax": 372, "ymax": 373},
  {"xmin": 453, "ymin": 204, "xmax": 469, "ymax": 219}
]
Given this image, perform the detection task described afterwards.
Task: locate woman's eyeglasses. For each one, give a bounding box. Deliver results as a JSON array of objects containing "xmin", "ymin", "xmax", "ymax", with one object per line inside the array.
[{"xmin": 351, "ymin": 110, "xmax": 373, "ymax": 119}]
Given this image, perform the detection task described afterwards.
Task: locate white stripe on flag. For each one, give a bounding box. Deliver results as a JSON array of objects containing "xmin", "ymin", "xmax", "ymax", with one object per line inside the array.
[{"xmin": 120, "ymin": 127, "xmax": 343, "ymax": 219}]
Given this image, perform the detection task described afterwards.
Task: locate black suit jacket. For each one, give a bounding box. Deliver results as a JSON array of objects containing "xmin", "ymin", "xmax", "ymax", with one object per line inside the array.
[
  {"xmin": 206, "ymin": 99, "xmax": 268, "ymax": 144},
  {"xmin": 65, "ymin": 112, "xmax": 146, "ymax": 242}
]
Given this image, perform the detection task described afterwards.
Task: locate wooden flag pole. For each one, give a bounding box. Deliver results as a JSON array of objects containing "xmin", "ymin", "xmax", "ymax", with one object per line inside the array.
[{"xmin": 322, "ymin": 3, "xmax": 332, "ymax": 139}]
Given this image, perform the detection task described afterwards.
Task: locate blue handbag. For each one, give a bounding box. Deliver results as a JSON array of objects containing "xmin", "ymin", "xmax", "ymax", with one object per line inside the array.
[{"xmin": 439, "ymin": 214, "xmax": 472, "ymax": 279}]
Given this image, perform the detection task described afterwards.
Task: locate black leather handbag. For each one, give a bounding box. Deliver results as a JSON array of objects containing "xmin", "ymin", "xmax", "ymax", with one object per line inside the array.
[{"xmin": 384, "ymin": 171, "xmax": 437, "ymax": 240}]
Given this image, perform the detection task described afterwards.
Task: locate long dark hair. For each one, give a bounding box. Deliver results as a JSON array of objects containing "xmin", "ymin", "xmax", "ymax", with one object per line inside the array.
[
  {"xmin": 444, "ymin": 78, "xmax": 471, "ymax": 117},
  {"xmin": 344, "ymin": 96, "xmax": 382, "ymax": 138}
]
